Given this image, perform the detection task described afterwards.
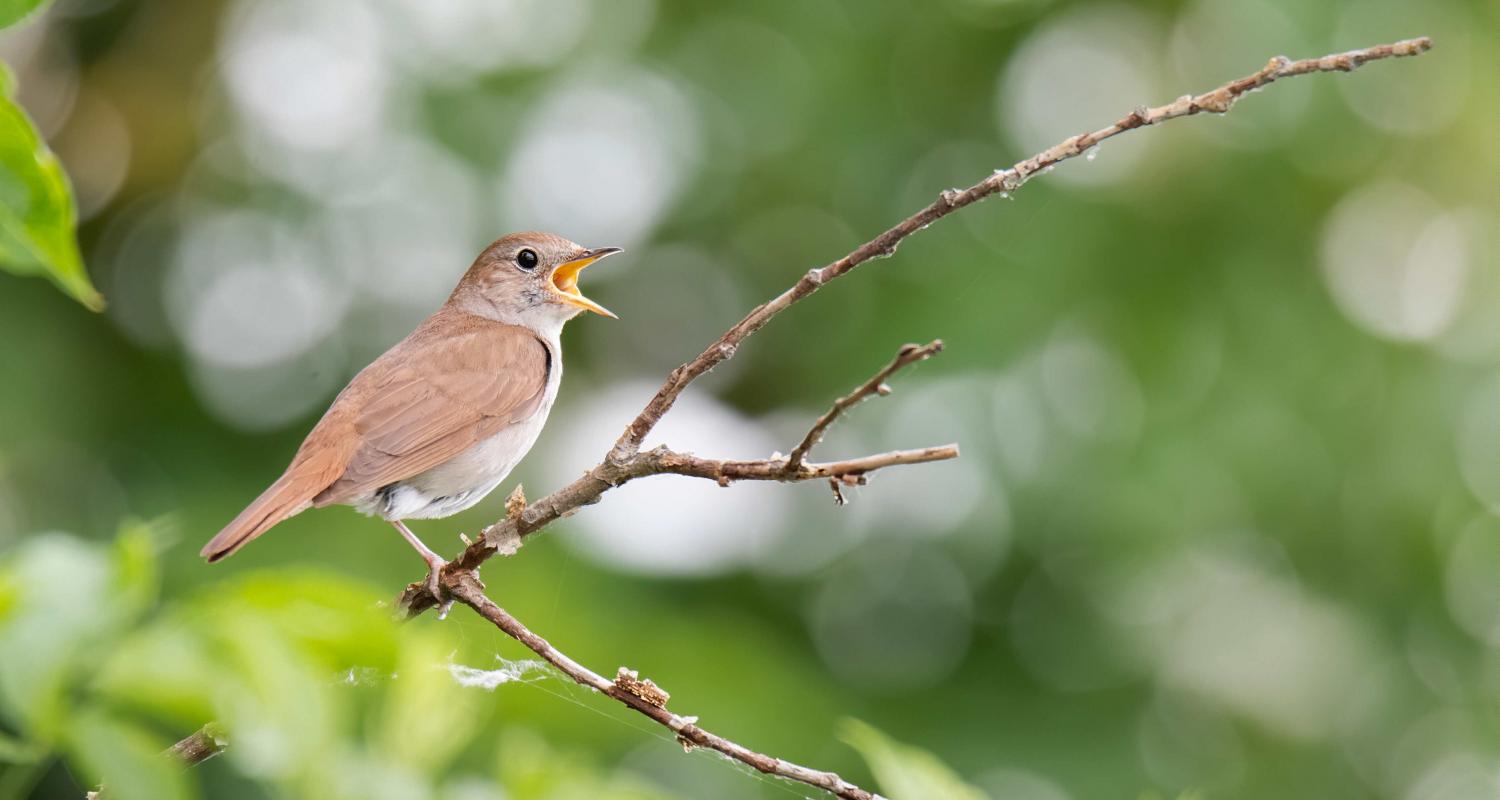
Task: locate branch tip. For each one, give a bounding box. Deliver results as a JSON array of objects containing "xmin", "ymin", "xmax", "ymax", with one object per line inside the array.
[{"xmin": 786, "ymin": 339, "xmax": 946, "ymax": 470}]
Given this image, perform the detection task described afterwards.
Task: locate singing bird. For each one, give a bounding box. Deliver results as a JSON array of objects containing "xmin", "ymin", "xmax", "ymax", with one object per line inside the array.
[{"xmin": 200, "ymin": 232, "xmax": 620, "ymax": 597}]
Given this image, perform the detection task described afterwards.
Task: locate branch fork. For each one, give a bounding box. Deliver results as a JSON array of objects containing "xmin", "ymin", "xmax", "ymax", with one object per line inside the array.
[{"xmin": 398, "ymin": 338, "xmax": 957, "ymax": 615}]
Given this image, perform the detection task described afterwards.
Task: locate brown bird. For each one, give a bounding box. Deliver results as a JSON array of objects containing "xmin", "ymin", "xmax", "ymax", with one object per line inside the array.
[{"xmin": 200, "ymin": 232, "xmax": 620, "ymax": 598}]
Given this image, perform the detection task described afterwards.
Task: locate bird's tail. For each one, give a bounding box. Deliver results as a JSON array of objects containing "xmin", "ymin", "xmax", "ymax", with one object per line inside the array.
[{"xmin": 200, "ymin": 471, "xmax": 316, "ymax": 563}]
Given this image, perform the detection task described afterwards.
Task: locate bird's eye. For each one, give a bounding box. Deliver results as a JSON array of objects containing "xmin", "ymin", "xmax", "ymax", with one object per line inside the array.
[{"xmin": 516, "ymin": 249, "xmax": 539, "ymax": 271}]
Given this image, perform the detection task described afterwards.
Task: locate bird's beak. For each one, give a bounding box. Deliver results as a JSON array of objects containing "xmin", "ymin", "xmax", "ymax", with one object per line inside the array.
[{"xmin": 550, "ymin": 247, "xmax": 621, "ymax": 318}]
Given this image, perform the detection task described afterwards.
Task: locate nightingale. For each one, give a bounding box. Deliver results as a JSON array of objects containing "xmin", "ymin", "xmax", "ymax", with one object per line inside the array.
[{"xmin": 200, "ymin": 232, "xmax": 620, "ymax": 597}]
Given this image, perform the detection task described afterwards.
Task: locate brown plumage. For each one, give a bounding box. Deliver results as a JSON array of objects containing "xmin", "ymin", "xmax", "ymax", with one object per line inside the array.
[
  {"xmin": 201, "ymin": 232, "xmax": 620, "ymax": 598},
  {"xmin": 200, "ymin": 311, "xmax": 550, "ymax": 562}
]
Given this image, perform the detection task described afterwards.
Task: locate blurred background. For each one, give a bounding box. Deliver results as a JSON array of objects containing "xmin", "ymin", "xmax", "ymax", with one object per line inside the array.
[{"xmin": 0, "ymin": 0, "xmax": 1494, "ymax": 798}]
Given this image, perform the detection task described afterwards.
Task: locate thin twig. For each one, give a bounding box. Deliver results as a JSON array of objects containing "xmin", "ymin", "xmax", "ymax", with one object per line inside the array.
[
  {"xmin": 447, "ymin": 572, "xmax": 885, "ymax": 800},
  {"xmin": 603, "ymin": 37, "xmax": 1431, "ymax": 463},
  {"xmin": 85, "ymin": 725, "xmax": 226, "ymax": 799},
  {"xmin": 672, "ymin": 445, "xmax": 960, "ymax": 482},
  {"xmin": 165, "ymin": 724, "xmax": 226, "ymax": 767},
  {"xmin": 787, "ymin": 340, "xmax": 944, "ymax": 471},
  {"xmin": 396, "ymin": 441, "xmax": 959, "ymax": 614}
]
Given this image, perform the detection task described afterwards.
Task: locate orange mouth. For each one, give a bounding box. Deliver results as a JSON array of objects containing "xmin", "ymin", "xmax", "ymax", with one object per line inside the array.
[{"xmin": 550, "ymin": 247, "xmax": 620, "ymax": 318}]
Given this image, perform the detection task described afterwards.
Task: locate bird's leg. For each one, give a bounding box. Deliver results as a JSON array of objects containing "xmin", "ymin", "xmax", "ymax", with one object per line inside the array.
[{"xmin": 390, "ymin": 520, "xmax": 448, "ymax": 602}]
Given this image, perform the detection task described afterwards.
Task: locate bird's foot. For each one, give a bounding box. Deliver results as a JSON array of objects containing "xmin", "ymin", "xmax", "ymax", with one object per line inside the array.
[
  {"xmin": 391, "ymin": 520, "xmax": 454, "ymax": 616},
  {"xmin": 423, "ymin": 555, "xmax": 450, "ymax": 605}
]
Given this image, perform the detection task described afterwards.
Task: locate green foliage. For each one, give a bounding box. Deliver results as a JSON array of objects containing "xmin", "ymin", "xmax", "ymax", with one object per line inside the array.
[
  {"xmin": 0, "ymin": 530, "xmax": 153, "ymax": 742},
  {"xmin": 374, "ymin": 629, "xmax": 481, "ymax": 774},
  {"xmin": 0, "ymin": 57, "xmax": 101, "ymax": 311},
  {"xmin": 65, "ymin": 710, "xmax": 189, "ymax": 800},
  {"xmin": 493, "ymin": 728, "xmax": 681, "ymax": 800},
  {"xmin": 841, "ymin": 719, "xmax": 988, "ymax": 800},
  {"xmin": 0, "ymin": 730, "xmax": 43, "ymax": 765},
  {"xmin": 0, "ymin": 531, "xmax": 514, "ymax": 798},
  {"xmin": 0, "ymin": 0, "xmax": 50, "ymax": 30}
]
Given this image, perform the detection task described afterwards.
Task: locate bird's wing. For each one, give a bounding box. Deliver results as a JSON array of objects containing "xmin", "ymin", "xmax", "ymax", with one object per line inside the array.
[{"xmin": 314, "ymin": 319, "xmax": 551, "ymax": 506}]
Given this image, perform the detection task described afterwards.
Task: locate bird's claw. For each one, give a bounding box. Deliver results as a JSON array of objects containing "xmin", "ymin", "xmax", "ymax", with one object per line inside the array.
[{"xmin": 424, "ymin": 557, "xmax": 449, "ymax": 605}]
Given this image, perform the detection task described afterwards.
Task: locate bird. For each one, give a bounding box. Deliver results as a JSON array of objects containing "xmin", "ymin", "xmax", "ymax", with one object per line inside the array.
[{"xmin": 200, "ymin": 231, "xmax": 620, "ymax": 599}]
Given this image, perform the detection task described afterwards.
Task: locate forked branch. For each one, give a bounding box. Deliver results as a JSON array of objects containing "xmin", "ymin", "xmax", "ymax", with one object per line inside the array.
[
  {"xmin": 602, "ymin": 37, "xmax": 1432, "ymax": 463},
  {"xmin": 397, "ymin": 340, "xmax": 960, "ymax": 614},
  {"xmin": 374, "ymin": 35, "xmax": 1429, "ymax": 800},
  {"xmin": 787, "ymin": 340, "xmax": 944, "ymax": 471},
  {"xmin": 403, "ymin": 36, "xmax": 1433, "ymax": 616}
]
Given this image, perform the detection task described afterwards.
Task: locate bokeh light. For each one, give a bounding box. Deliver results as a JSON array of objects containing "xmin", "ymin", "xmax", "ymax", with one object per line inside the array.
[
  {"xmin": 544, "ymin": 381, "xmax": 789, "ymax": 576},
  {"xmin": 997, "ymin": 4, "xmax": 1166, "ymax": 187},
  {"xmin": 1319, "ymin": 180, "xmax": 1470, "ymax": 343}
]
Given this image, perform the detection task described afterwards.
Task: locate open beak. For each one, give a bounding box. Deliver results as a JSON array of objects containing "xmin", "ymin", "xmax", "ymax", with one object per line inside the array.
[{"xmin": 550, "ymin": 247, "xmax": 621, "ymax": 318}]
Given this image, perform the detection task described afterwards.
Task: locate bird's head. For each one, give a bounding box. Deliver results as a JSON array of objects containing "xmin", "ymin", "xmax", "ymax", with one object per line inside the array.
[{"xmin": 452, "ymin": 231, "xmax": 620, "ymax": 327}]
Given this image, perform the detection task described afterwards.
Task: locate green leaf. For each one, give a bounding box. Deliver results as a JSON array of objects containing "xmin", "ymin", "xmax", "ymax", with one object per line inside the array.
[
  {"xmin": 0, "ymin": 60, "xmax": 103, "ymax": 311},
  {"xmin": 0, "ymin": 534, "xmax": 117, "ymax": 739},
  {"xmin": 374, "ymin": 628, "xmax": 479, "ymax": 773},
  {"xmin": 64, "ymin": 710, "xmax": 192, "ymax": 800},
  {"xmin": 0, "ymin": 0, "xmax": 52, "ymax": 30},
  {"xmin": 840, "ymin": 719, "xmax": 988, "ymax": 800},
  {"xmin": 92, "ymin": 623, "xmax": 217, "ymax": 726},
  {"xmin": 203, "ymin": 570, "xmax": 401, "ymax": 672},
  {"xmin": 0, "ymin": 730, "xmax": 45, "ymax": 764},
  {"xmin": 109, "ymin": 520, "xmax": 162, "ymax": 617},
  {"xmin": 0, "ymin": 530, "xmax": 161, "ymax": 740},
  {"xmin": 0, "ymin": 571, "xmax": 16, "ymax": 621},
  {"xmin": 495, "ymin": 728, "xmax": 681, "ymax": 800},
  {"xmin": 201, "ymin": 611, "xmax": 341, "ymax": 781}
]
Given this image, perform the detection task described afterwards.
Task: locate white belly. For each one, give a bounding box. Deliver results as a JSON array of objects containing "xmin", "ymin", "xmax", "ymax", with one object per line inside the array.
[{"xmin": 378, "ymin": 406, "xmax": 552, "ymax": 519}]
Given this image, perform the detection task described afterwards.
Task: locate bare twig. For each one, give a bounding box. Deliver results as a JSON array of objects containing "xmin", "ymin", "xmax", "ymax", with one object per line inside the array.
[
  {"xmin": 396, "ymin": 441, "xmax": 959, "ymax": 614},
  {"xmin": 446, "ymin": 572, "xmax": 886, "ymax": 800},
  {"xmin": 787, "ymin": 340, "xmax": 944, "ymax": 471},
  {"xmin": 85, "ymin": 725, "xmax": 226, "ymax": 799},
  {"xmin": 604, "ymin": 37, "xmax": 1432, "ymax": 463},
  {"xmin": 165, "ymin": 724, "xmax": 226, "ymax": 767}
]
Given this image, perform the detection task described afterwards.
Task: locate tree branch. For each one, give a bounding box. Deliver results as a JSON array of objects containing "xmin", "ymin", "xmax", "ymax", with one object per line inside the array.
[
  {"xmin": 399, "ymin": 36, "xmax": 1432, "ymax": 620},
  {"xmin": 396, "ymin": 439, "xmax": 960, "ymax": 614},
  {"xmin": 606, "ymin": 37, "xmax": 1433, "ymax": 461},
  {"xmin": 380, "ymin": 35, "xmax": 1439, "ymax": 800},
  {"xmin": 446, "ymin": 572, "xmax": 886, "ymax": 800},
  {"xmin": 164, "ymin": 724, "xmax": 226, "ymax": 767},
  {"xmin": 85, "ymin": 725, "xmax": 226, "ymax": 799},
  {"xmin": 399, "ymin": 343, "xmax": 958, "ymax": 617}
]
